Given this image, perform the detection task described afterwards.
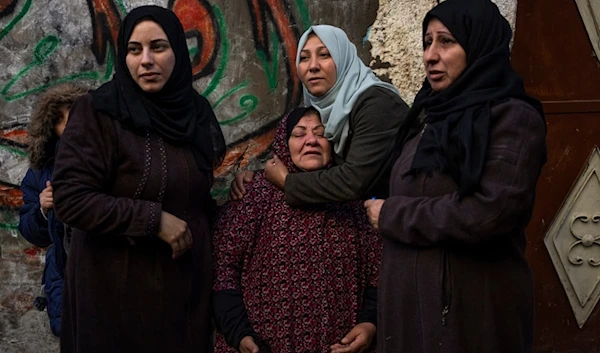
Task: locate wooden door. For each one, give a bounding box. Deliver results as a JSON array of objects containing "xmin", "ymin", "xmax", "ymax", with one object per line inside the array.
[{"xmin": 512, "ymin": 0, "xmax": 600, "ymax": 351}]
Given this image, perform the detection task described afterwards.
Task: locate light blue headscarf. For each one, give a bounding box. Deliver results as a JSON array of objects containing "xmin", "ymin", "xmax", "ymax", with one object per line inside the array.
[{"xmin": 296, "ymin": 25, "xmax": 400, "ymax": 155}]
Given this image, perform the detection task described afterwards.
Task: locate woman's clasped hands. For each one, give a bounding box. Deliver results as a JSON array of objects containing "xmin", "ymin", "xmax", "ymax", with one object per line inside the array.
[{"xmin": 158, "ymin": 211, "xmax": 193, "ymax": 259}]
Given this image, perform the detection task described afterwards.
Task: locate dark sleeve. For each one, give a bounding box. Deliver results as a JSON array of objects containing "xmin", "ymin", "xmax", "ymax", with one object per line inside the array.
[
  {"xmin": 214, "ymin": 289, "xmax": 258, "ymax": 349},
  {"xmin": 379, "ymin": 101, "xmax": 546, "ymax": 247},
  {"xmin": 355, "ymin": 202, "xmax": 381, "ymax": 325},
  {"xmin": 359, "ymin": 286, "xmax": 377, "ymax": 325},
  {"xmin": 285, "ymin": 87, "xmax": 409, "ymax": 205},
  {"xmin": 53, "ymin": 94, "xmax": 161, "ymax": 237},
  {"xmin": 18, "ymin": 169, "xmax": 51, "ymax": 247}
]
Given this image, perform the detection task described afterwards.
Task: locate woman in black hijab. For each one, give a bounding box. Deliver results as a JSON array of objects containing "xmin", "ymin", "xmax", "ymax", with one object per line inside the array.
[
  {"xmin": 53, "ymin": 5, "xmax": 225, "ymax": 353},
  {"xmin": 364, "ymin": 0, "xmax": 546, "ymax": 352}
]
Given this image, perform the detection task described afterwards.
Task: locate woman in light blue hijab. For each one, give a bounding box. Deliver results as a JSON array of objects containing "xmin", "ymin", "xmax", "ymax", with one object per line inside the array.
[
  {"xmin": 227, "ymin": 24, "xmax": 408, "ymax": 352},
  {"xmin": 232, "ymin": 24, "xmax": 409, "ymax": 206},
  {"xmin": 297, "ymin": 25, "xmax": 400, "ymax": 155}
]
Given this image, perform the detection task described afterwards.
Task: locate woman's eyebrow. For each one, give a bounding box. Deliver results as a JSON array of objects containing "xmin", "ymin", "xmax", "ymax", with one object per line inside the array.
[
  {"xmin": 301, "ymin": 45, "xmax": 327, "ymax": 52},
  {"xmin": 128, "ymin": 38, "xmax": 169, "ymax": 44}
]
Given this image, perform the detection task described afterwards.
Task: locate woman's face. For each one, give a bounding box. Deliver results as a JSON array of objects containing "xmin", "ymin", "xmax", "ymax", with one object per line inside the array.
[
  {"xmin": 125, "ymin": 20, "xmax": 176, "ymax": 93},
  {"xmin": 423, "ymin": 18, "xmax": 467, "ymax": 92},
  {"xmin": 298, "ymin": 34, "xmax": 337, "ymax": 97},
  {"xmin": 54, "ymin": 104, "xmax": 70, "ymax": 138},
  {"xmin": 288, "ymin": 113, "xmax": 331, "ymax": 171}
]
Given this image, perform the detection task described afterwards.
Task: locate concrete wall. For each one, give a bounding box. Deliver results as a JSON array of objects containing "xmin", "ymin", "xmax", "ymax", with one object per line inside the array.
[
  {"xmin": 0, "ymin": 0, "xmax": 515, "ymax": 351},
  {"xmin": 370, "ymin": 0, "xmax": 517, "ymax": 104}
]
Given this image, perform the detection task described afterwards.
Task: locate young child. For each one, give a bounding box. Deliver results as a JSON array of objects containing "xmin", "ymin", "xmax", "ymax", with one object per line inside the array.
[{"xmin": 18, "ymin": 83, "xmax": 87, "ymax": 336}]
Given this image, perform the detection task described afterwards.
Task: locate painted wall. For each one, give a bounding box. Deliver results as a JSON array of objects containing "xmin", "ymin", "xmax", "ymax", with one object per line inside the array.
[{"xmin": 0, "ymin": 0, "xmax": 515, "ymax": 351}]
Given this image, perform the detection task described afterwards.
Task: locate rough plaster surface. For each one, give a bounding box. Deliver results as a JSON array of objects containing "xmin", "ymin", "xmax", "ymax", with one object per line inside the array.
[
  {"xmin": 0, "ymin": 0, "xmax": 517, "ymax": 351},
  {"xmin": 369, "ymin": 0, "xmax": 517, "ymax": 104}
]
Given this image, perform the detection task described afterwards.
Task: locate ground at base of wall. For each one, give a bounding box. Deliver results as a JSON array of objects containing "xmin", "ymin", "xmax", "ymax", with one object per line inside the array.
[{"xmin": 0, "ymin": 310, "xmax": 59, "ymax": 353}]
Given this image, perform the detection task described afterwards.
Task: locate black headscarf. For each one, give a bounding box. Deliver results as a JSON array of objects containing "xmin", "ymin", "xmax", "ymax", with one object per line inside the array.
[
  {"xmin": 91, "ymin": 5, "xmax": 225, "ymax": 171},
  {"xmin": 284, "ymin": 107, "xmax": 319, "ymax": 141},
  {"xmin": 401, "ymin": 0, "xmax": 545, "ymax": 198}
]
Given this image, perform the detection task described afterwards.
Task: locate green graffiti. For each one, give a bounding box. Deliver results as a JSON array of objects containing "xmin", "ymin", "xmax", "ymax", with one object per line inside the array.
[
  {"xmin": 1, "ymin": 36, "xmax": 114, "ymax": 102},
  {"xmin": 203, "ymin": 4, "xmax": 259, "ymax": 126},
  {"xmin": 213, "ymin": 80, "xmax": 249, "ymax": 109},
  {"xmin": 0, "ymin": 222, "xmax": 19, "ymax": 230},
  {"xmin": 256, "ymin": 30, "xmax": 280, "ymax": 92},
  {"xmin": 103, "ymin": 48, "xmax": 114, "ymax": 80},
  {"xmin": 219, "ymin": 95, "xmax": 259, "ymax": 126},
  {"xmin": 32, "ymin": 35, "xmax": 60, "ymax": 64},
  {"xmin": 0, "ymin": 0, "xmax": 32, "ymax": 42},
  {"xmin": 201, "ymin": 5, "xmax": 229, "ymax": 98},
  {"xmin": 0, "ymin": 144, "xmax": 27, "ymax": 158},
  {"xmin": 295, "ymin": 0, "xmax": 311, "ymax": 31},
  {"xmin": 115, "ymin": 0, "xmax": 127, "ymax": 16},
  {"xmin": 2, "ymin": 36, "xmax": 64, "ymax": 100},
  {"xmin": 189, "ymin": 46, "xmax": 199, "ymax": 61}
]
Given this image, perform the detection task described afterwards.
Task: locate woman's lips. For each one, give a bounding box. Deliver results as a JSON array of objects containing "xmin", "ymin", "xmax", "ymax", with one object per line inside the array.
[
  {"xmin": 428, "ymin": 71, "xmax": 444, "ymax": 81},
  {"xmin": 140, "ymin": 73, "xmax": 159, "ymax": 79}
]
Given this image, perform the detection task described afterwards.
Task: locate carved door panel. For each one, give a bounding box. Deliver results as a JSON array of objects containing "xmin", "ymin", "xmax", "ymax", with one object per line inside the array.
[{"xmin": 512, "ymin": 0, "xmax": 600, "ymax": 351}]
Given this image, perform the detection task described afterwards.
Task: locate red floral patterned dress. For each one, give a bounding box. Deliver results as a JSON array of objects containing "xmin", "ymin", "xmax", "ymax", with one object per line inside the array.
[{"xmin": 213, "ymin": 112, "xmax": 381, "ymax": 353}]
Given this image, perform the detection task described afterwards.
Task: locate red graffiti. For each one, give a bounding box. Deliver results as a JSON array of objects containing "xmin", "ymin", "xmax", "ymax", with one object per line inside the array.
[
  {"xmin": 0, "ymin": 0, "xmax": 18, "ymax": 18},
  {"xmin": 87, "ymin": 0, "xmax": 121, "ymax": 64},
  {"xmin": 246, "ymin": 0, "xmax": 302, "ymax": 110},
  {"xmin": 214, "ymin": 126, "xmax": 276, "ymax": 178},
  {"xmin": 170, "ymin": 0, "xmax": 219, "ymax": 78},
  {"xmin": 23, "ymin": 246, "xmax": 43, "ymax": 258},
  {"xmin": 0, "ymin": 186, "xmax": 23, "ymax": 207},
  {"xmin": 0, "ymin": 128, "xmax": 28, "ymax": 145}
]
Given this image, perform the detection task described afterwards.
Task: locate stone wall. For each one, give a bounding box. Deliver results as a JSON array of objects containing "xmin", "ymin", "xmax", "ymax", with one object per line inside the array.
[
  {"xmin": 0, "ymin": 0, "xmax": 516, "ymax": 351},
  {"xmin": 370, "ymin": 0, "xmax": 517, "ymax": 104}
]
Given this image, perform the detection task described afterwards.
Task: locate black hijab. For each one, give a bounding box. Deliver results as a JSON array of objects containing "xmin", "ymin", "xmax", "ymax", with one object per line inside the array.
[
  {"xmin": 284, "ymin": 107, "xmax": 319, "ymax": 140},
  {"xmin": 401, "ymin": 0, "xmax": 545, "ymax": 198},
  {"xmin": 91, "ymin": 5, "xmax": 225, "ymax": 172}
]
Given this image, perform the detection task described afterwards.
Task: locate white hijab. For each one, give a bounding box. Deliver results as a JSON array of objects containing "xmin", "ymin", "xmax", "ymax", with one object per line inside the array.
[{"xmin": 296, "ymin": 25, "xmax": 400, "ymax": 155}]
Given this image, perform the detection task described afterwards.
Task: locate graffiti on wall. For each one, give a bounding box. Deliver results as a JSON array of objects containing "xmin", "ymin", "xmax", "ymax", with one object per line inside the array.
[{"xmin": 0, "ymin": 0, "xmax": 311, "ymax": 227}]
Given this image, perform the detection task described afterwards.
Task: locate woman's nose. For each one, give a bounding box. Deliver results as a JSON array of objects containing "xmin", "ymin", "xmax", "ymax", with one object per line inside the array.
[
  {"xmin": 423, "ymin": 45, "xmax": 439, "ymax": 64},
  {"xmin": 141, "ymin": 48, "xmax": 154, "ymax": 66},
  {"xmin": 308, "ymin": 56, "xmax": 319, "ymax": 72},
  {"xmin": 304, "ymin": 132, "xmax": 319, "ymax": 145}
]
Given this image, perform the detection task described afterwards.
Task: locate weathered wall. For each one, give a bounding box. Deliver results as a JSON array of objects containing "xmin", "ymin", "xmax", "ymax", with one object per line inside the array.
[
  {"xmin": 370, "ymin": 0, "xmax": 517, "ymax": 104},
  {"xmin": 0, "ymin": 0, "xmax": 516, "ymax": 351}
]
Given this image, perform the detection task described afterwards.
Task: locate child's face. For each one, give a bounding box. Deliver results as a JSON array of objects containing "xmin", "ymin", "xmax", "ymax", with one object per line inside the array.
[{"xmin": 54, "ymin": 105, "xmax": 70, "ymax": 137}]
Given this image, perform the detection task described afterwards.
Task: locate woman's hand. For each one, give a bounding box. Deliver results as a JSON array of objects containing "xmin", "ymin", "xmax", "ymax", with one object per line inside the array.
[
  {"xmin": 239, "ymin": 336, "xmax": 259, "ymax": 353},
  {"xmin": 229, "ymin": 170, "xmax": 255, "ymax": 201},
  {"xmin": 39, "ymin": 181, "xmax": 53, "ymax": 215},
  {"xmin": 330, "ymin": 322, "xmax": 376, "ymax": 353},
  {"xmin": 364, "ymin": 199, "xmax": 385, "ymax": 231},
  {"xmin": 264, "ymin": 155, "xmax": 288, "ymax": 190},
  {"xmin": 157, "ymin": 211, "xmax": 193, "ymax": 259}
]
